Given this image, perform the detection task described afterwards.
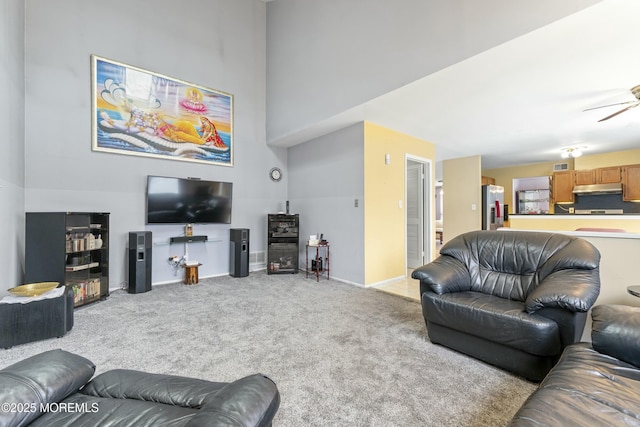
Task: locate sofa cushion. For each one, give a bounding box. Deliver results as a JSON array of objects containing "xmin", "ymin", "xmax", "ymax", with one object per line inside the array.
[
  {"xmin": 592, "ymin": 304, "xmax": 640, "ymax": 368},
  {"xmin": 81, "ymin": 369, "xmax": 228, "ymax": 408},
  {"xmin": 28, "ymin": 393, "xmax": 199, "ymax": 427},
  {"xmin": 439, "ymin": 231, "xmax": 599, "ymax": 302},
  {"xmin": 0, "ymin": 349, "xmax": 95, "ymax": 427},
  {"xmin": 508, "ymin": 343, "xmax": 640, "ymax": 427},
  {"xmin": 81, "ymin": 370, "xmax": 280, "ymax": 427},
  {"xmin": 423, "ymin": 291, "xmax": 561, "ymax": 356}
]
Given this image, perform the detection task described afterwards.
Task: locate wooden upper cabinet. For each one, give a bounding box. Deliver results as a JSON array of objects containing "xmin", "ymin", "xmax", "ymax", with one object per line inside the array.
[
  {"xmin": 552, "ymin": 170, "xmax": 575, "ymax": 203},
  {"xmin": 574, "ymin": 169, "xmax": 596, "ymax": 185},
  {"xmin": 622, "ymin": 164, "xmax": 640, "ymax": 201},
  {"xmin": 596, "ymin": 166, "xmax": 622, "ymax": 184},
  {"xmin": 481, "ymin": 176, "xmax": 496, "ymax": 186}
]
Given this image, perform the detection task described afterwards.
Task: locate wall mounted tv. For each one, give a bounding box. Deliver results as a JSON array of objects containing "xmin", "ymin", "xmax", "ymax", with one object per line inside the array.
[{"xmin": 146, "ymin": 175, "xmax": 233, "ymax": 224}]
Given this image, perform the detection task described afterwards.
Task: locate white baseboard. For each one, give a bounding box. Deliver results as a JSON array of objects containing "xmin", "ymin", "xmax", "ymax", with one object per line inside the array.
[{"xmin": 368, "ymin": 275, "xmax": 406, "ymax": 288}]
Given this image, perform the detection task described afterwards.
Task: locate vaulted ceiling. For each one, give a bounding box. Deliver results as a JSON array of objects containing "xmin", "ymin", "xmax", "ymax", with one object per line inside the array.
[
  {"xmin": 267, "ymin": 0, "xmax": 640, "ymax": 171},
  {"xmin": 356, "ymin": 0, "xmax": 640, "ymax": 170}
]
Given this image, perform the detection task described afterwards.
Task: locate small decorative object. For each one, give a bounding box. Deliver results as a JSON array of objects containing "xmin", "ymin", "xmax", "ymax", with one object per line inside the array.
[
  {"xmin": 185, "ymin": 224, "xmax": 193, "ymax": 236},
  {"xmin": 312, "ymin": 257, "xmax": 323, "ymax": 272},
  {"xmin": 95, "ymin": 234, "xmax": 103, "ymax": 249},
  {"xmin": 8, "ymin": 282, "xmax": 59, "ymax": 297},
  {"xmin": 270, "ymin": 167, "xmax": 282, "ymax": 182},
  {"xmin": 88, "ymin": 233, "xmax": 96, "ymax": 250}
]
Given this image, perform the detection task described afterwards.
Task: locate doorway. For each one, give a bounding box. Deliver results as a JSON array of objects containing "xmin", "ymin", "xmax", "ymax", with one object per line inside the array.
[{"xmin": 406, "ymin": 156, "xmax": 432, "ymax": 270}]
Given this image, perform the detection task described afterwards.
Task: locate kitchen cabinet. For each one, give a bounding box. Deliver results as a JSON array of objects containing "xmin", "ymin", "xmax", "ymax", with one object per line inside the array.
[
  {"xmin": 573, "ymin": 167, "xmax": 621, "ymax": 185},
  {"xmin": 622, "ymin": 164, "xmax": 640, "ymax": 201},
  {"xmin": 551, "ymin": 170, "xmax": 575, "ymax": 204},
  {"xmin": 597, "ymin": 166, "xmax": 622, "ymax": 184},
  {"xmin": 481, "ymin": 176, "xmax": 495, "ymax": 185},
  {"xmin": 574, "ymin": 169, "xmax": 596, "ymax": 185}
]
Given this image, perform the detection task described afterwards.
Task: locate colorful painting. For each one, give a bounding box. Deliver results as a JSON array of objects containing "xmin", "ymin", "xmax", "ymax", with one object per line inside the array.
[{"xmin": 91, "ymin": 55, "xmax": 233, "ymax": 166}]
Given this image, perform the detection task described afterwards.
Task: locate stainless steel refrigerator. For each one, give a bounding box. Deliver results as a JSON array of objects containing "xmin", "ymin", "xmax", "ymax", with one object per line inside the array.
[{"xmin": 482, "ymin": 185, "xmax": 505, "ymax": 230}]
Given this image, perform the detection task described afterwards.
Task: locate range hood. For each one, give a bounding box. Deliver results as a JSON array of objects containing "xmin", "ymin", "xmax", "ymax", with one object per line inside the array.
[{"xmin": 572, "ymin": 183, "xmax": 623, "ymax": 195}]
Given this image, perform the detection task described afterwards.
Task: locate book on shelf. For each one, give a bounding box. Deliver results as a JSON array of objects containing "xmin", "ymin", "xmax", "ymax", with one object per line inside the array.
[
  {"xmin": 71, "ymin": 278, "xmax": 101, "ymax": 305},
  {"xmin": 65, "ymin": 262, "xmax": 99, "ymax": 272}
]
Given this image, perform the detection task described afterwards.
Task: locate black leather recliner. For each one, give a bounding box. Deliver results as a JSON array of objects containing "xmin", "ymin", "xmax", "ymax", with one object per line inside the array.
[
  {"xmin": 411, "ymin": 230, "xmax": 601, "ymax": 381},
  {"xmin": 0, "ymin": 349, "xmax": 280, "ymax": 427}
]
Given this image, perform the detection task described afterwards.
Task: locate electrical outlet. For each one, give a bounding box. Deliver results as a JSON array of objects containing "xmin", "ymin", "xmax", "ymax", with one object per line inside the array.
[
  {"xmin": 354, "ymin": 199, "xmax": 358, "ymax": 207},
  {"xmin": 569, "ymin": 207, "xmax": 575, "ymax": 214},
  {"xmin": 471, "ymin": 204, "xmax": 477, "ymax": 211}
]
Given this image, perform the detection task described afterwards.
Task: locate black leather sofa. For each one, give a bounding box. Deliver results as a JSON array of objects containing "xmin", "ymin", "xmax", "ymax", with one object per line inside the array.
[
  {"xmin": 0, "ymin": 286, "xmax": 74, "ymax": 349},
  {"xmin": 509, "ymin": 304, "xmax": 640, "ymax": 427},
  {"xmin": 411, "ymin": 230, "xmax": 601, "ymax": 381},
  {"xmin": 0, "ymin": 349, "xmax": 280, "ymax": 427}
]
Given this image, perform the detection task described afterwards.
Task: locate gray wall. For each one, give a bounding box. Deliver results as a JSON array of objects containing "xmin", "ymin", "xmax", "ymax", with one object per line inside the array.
[
  {"xmin": 288, "ymin": 123, "xmax": 365, "ymax": 284},
  {"xmin": 23, "ymin": 0, "xmax": 286, "ymax": 288},
  {"xmin": 0, "ymin": 0, "xmax": 26, "ymax": 295},
  {"xmin": 266, "ymin": 0, "xmax": 600, "ymax": 144}
]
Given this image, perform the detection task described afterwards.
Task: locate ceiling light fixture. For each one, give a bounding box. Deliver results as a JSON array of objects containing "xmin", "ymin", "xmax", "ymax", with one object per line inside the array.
[{"xmin": 560, "ymin": 146, "xmax": 587, "ymax": 159}]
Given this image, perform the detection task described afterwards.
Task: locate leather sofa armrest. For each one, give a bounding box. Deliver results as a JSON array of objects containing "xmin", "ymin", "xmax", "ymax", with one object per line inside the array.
[
  {"xmin": 592, "ymin": 305, "xmax": 640, "ymax": 368},
  {"xmin": 411, "ymin": 256, "xmax": 471, "ymax": 294},
  {"xmin": 81, "ymin": 369, "xmax": 229, "ymax": 408},
  {"xmin": 186, "ymin": 374, "xmax": 280, "ymax": 427},
  {"xmin": 524, "ymin": 269, "xmax": 600, "ymax": 314},
  {"xmin": 0, "ymin": 349, "xmax": 95, "ymax": 427}
]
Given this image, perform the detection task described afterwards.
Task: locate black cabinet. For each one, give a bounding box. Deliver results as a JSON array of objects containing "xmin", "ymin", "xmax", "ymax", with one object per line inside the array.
[
  {"xmin": 25, "ymin": 212, "xmax": 109, "ymax": 307},
  {"xmin": 267, "ymin": 214, "xmax": 299, "ymax": 274}
]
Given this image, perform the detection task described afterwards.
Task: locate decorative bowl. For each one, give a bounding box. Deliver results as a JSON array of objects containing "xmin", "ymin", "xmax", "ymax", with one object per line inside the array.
[{"xmin": 8, "ymin": 282, "xmax": 60, "ymax": 297}]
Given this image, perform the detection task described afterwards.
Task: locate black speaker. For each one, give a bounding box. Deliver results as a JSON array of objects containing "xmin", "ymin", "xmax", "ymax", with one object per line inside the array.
[
  {"xmin": 230, "ymin": 228, "xmax": 249, "ymax": 277},
  {"xmin": 128, "ymin": 231, "xmax": 152, "ymax": 293}
]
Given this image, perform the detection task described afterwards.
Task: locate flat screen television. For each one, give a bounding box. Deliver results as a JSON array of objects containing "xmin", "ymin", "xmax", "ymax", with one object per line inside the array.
[{"xmin": 146, "ymin": 175, "xmax": 233, "ymax": 224}]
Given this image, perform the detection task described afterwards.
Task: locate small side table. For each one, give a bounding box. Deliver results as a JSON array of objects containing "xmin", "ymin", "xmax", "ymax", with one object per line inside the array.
[
  {"xmin": 628, "ymin": 286, "xmax": 640, "ymax": 298},
  {"xmin": 183, "ymin": 263, "xmax": 202, "ymax": 285},
  {"xmin": 306, "ymin": 243, "xmax": 330, "ymax": 282}
]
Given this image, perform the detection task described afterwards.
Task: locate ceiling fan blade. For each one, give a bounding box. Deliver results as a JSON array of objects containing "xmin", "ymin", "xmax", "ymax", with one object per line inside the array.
[
  {"xmin": 598, "ymin": 102, "xmax": 640, "ymax": 122},
  {"xmin": 583, "ymin": 100, "xmax": 637, "ymax": 112}
]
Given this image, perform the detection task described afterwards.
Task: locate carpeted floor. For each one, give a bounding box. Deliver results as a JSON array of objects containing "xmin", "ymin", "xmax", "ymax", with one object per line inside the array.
[{"xmin": 1, "ymin": 272, "xmax": 537, "ymax": 426}]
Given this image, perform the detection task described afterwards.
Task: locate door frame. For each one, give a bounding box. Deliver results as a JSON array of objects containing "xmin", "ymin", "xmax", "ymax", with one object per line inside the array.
[{"xmin": 405, "ymin": 154, "xmax": 432, "ymax": 272}]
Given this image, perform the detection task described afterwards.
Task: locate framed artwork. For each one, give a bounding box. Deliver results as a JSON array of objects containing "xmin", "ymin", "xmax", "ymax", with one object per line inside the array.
[{"xmin": 91, "ymin": 55, "xmax": 233, "ymax": 166}]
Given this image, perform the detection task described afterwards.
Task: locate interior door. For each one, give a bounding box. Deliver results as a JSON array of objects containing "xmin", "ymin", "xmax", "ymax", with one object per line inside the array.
[{"xmin": 407, "ymin": 161, "xmax": 424, "ymax": 268}]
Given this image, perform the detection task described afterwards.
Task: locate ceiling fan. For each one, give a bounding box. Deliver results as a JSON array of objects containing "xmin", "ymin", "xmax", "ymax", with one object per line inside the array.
[{"xmin": 584, "ymin": 84, "xmax": 640, "ymax": 122}]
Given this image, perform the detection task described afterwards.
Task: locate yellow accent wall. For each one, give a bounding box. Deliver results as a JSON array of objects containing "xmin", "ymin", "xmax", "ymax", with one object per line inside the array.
[
  {"xmin": 443, "ymin": 156, "xmax": 482, "ymax": 239},
  {"xmin": 575, "ymin": 148, "xmax": 640, "ymax": 169},
  {"xmin": 363, "ymin": 122, "xmax": 435, "ymax": 286}
]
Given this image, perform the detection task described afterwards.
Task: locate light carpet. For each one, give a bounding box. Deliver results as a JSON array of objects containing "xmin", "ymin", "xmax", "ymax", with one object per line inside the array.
[{"xmin": 0, "ymin": 272, "xmax": 537, "ymax": 426}]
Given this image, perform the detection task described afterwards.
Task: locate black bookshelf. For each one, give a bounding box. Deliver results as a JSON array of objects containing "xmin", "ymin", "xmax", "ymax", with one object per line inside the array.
[{"xmin": 25, "ymin": 212, "xmax": 109, "ymax": 308}]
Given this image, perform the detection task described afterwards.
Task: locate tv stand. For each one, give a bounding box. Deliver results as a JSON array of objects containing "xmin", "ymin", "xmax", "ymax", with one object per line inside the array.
[{"xmin": 170, "ymin": 235, "xmax": 208, "ymax": 244}]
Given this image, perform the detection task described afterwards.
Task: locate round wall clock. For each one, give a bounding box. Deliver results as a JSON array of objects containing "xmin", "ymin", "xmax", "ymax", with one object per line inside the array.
[{"xmin": 269, "ymin": 167, "xmax": 282, "ymax": 182}]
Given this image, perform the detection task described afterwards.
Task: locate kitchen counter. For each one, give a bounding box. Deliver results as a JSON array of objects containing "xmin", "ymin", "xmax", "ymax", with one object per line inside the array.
[{"xmin": 509, "ymin": 214, "xmax": 640, "ymax": 234}]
